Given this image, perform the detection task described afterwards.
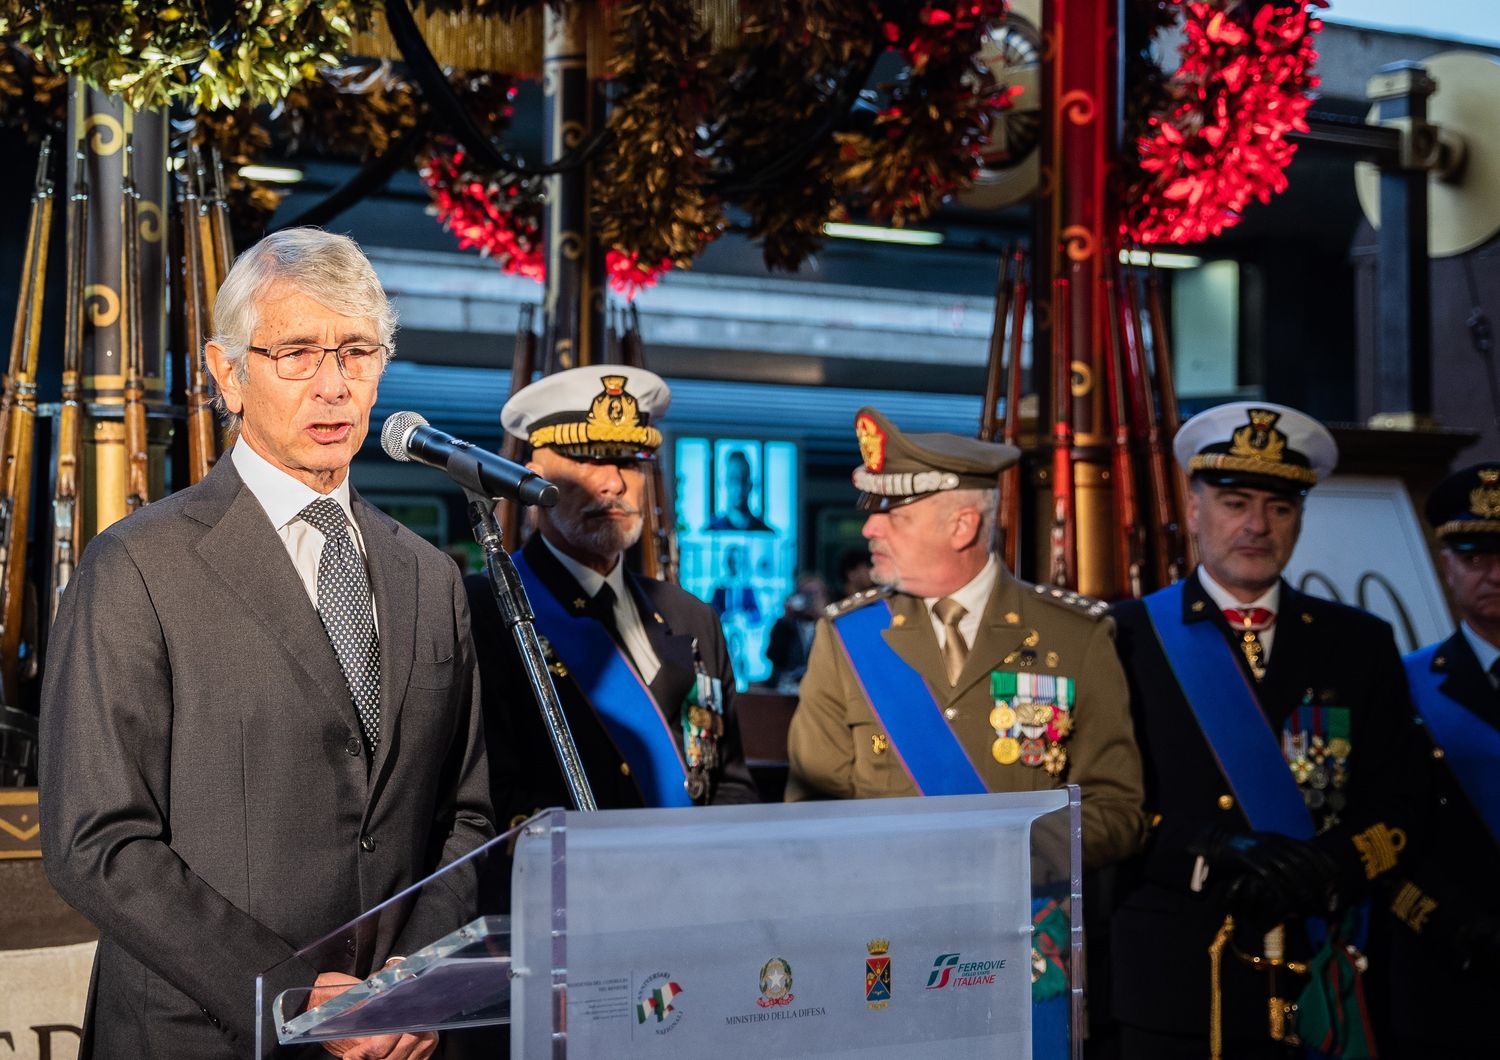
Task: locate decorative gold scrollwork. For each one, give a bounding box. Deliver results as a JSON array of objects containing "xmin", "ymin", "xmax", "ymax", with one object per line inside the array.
[
  {"xmin": 558, "ymin": 232, "xmax": 583, "ymax": 261},
  {"xmin": 137, "ymin": 201, "xmax": 164, "ymax": 243},
  {"xmin": 83, "ymin": 113, "xmax": 123, "ymax": 156},
  {"xmin": 1070, "ymin": 360, "xmax": 1092, "ymax": 398},
  {"xmin": 84, "ymin": 284, "xmax": 120, "ymax": 328},
  {"xmin": 1061, "ymin": 225, "xmax": 1095, "ymax": 262},
  {"xmin": 1059, "ymin": 90, "xmax": 1096, "ymax": 126}
]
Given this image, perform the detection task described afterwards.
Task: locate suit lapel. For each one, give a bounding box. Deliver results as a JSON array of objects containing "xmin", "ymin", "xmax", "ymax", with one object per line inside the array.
[
  {"xmin": 882, "ymin": 593, "xmax": 947, "ymax": 698},
  {"xmin": 355, "ymin": 494, "xmax": 417, "ymax": 784},
  {"xmin": 189, "ymin": 459, "xmax": 352, "ymax": 731},
  {"xmin": 1260, "ymin": 581, "xmax": 1315, "ymax": 725},
  {"xmin": 1184, "ymin": 570, "xmax": 1265, "ymax": 702},
  {"xmin": 1437, "ymin": 632, "xmax": 1500, "ymax": 730},
  {"xmin": 632, "ymin": 577, "xmax": 694, "ymax": 722}
]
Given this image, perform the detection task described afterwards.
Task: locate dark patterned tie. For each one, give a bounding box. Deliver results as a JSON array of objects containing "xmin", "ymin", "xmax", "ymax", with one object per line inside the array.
[{"xmin": 300, "ymin": 498, "xmax": 381, "ymax": 752}]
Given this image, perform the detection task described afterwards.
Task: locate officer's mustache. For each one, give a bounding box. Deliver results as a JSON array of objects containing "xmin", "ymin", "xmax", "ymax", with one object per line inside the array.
[{"xmin": 581, "ymin": 499, "xmax": 641, "ymax": 518}]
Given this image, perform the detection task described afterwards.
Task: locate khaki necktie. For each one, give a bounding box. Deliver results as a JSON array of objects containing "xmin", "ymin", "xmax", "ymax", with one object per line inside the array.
[{"xmin": 933, "ymin": 596, "xmax": 969, "ymax": 686}]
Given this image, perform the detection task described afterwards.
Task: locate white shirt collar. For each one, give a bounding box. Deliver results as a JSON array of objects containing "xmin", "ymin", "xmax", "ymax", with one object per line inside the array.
[
  {"xmin": 1196, "ymin": 565, "xmax": 1280, "ymax": 617},
  {"xmin": 1460, "ymin": 621, "xmax": 1500, "ymax": 677},
  {"xmin": 540, "ymin": 534, "xmax": 628, "ymax": 602},
  {"xmin": 231, "ymin": 438, "xmax": 355, "ymax": 531},
  {"xmin": 924, "ymin": 553, "xmax": 999, "ymax": 618}
]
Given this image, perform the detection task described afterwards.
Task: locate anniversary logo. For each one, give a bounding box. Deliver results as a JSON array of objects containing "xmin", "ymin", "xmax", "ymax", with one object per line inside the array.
[
  {"xmin": 723, "ymin": 957, "xmax": 828, "ymax": 1027},
  {"xmin": 925, "ymin": 951, "xmax": 1008, "ymax": 990},
  {"xmin": 635, "ymin": 972, "xmax": 684, "ymax": 1035}
]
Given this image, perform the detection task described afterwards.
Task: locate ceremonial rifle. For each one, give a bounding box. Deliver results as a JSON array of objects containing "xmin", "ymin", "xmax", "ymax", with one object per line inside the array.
[
  {"xmin": 49, "ymin": 129, "xmax": 87, "ymax": 626},
  {"xmin": 0, "ymin": 138, "xmax": 55, "ymax": 702},
  {"xmin": 1146, "ymin": 264, "xmax": 1196, "ymax": 571},
  {"xmin": 181, "ymin": 144, "xmax": 218, "ymax": 483},
  {"xmin": 498, "ymin": 303, "xmax": 537, "ymax": 547},
  {"xmin": 622, "ymin": 304, "xmax": 679, "ymax": 584},
  {"xmin": 978, "ymin": 248, "xmax": 1013, "ymax": 444},
  {"xmin": 1102, "ymin": 273, "xmax": 1146, "ymax": 598},
  {"xmin": 1119, "ymin": 263, "xmax": 1182, "ymax": 588},
  {"xmin": 998, "ymin": 248, "xmax": 1028, "ymax": 574},
  {"xmin": 1048, "ymin": 276, "xmax": 1076, "ymax": 588},
  {"xmin": 121, "ymin": 120, "xmax": 150, "ymax": 514},
  {"xmin": 203, "ymin": 144, "xmax": 235, "ymax": 290}
]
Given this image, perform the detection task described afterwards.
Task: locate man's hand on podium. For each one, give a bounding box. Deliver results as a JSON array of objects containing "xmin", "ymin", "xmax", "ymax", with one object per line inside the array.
[{"xmin": 310, "ymin": 970, "xmax": 438, "ymax": 1059}]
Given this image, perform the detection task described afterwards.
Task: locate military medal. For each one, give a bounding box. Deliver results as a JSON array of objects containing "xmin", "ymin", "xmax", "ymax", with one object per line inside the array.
[
  {"xmin": 1280, "ymin": 695, "xmax": 1351, "ymax": 831},
  {"xmin": 681, "ymin": 638, "xmax": 723, "ymax": 803},
  {"xmin": 989, "ymin": 670, "xmax": 1075, "ymax": 774}
]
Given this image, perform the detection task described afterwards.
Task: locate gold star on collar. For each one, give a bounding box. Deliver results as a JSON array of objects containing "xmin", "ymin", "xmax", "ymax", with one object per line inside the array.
[
  {"xmin": 1005, "ymin": 611, "xmax": 1020, "ymax": 624},
  {"xmin": 573, "ymin": 598, "xmax": 588, "ymax": 611}
]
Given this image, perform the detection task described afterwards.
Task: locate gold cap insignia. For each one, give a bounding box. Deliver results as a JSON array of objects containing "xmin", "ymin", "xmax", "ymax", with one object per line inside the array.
[
  {"xmin": 1470, "ymin": 469, "xmax": 1500, "ymax": 518},
  {"xmin": 1229, "ymin": 408, "xmax": 1288, "ymax": 463},
  {"xmin": 528, "ymin": 374, "xmax": 663, "ymax": 453},
  {"xmin": 855, "ymin": 412, "xmax": 887, "ymax": 472}
]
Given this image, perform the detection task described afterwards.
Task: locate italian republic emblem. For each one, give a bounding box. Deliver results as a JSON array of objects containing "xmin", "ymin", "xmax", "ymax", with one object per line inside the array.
[{"xmin": 757, "ymin": 956, "xmax": 794, "ymax": 1008}]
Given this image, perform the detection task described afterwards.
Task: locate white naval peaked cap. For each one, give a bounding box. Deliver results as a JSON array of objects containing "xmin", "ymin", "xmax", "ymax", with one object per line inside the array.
[
  {"xmin": 501, "ymin": 365, "xmax": 671, "ymax": 460},
  {"xmin": 1173, "ymin": 400, "xmax": 1338, "ymax": 496}
]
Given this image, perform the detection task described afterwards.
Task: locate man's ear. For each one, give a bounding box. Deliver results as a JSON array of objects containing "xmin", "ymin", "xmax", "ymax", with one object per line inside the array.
[
  {"xmin": 203, "ymin": 342, "xmax": 244, "ymax": 415},
  {"xmin": 952, "ymin": 504, "xmax": 984, "ymax": 551}
]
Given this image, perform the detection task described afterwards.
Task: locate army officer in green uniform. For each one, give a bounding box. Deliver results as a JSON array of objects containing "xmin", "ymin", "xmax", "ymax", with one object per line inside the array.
[{"xmin": 785, "ymin": 407, "xmax": 1146, "ymax": 871}]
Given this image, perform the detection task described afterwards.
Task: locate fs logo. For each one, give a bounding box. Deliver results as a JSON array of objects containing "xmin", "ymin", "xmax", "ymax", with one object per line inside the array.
[{"xmin": 926, "ymin": 953, "xmax": 961, "ymax": 990}]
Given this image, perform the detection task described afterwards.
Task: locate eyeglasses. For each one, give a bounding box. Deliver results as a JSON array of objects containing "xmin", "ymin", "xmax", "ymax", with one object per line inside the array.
[{"xmin": 248, "ymin": 343, "xmax": 388, "ymax": 381}]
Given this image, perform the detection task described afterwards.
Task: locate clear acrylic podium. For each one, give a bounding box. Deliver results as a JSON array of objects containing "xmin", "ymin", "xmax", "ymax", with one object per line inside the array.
[{"xmin": 257, "ymin": 788, "xmax": 1081, "ymax": 1059}]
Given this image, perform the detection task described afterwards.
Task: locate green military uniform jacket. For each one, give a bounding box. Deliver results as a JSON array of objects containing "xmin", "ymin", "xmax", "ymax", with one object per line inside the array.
[{"xmin": 785, "ymin": 565, "xmax": 1146, "ymax": 870}]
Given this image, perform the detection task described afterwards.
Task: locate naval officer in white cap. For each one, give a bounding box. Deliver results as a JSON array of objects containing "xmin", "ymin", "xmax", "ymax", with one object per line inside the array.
[
  {"xmin": 464, "ymin": 366, "xmax": 758, "ymax": 839},
  {"xmin": 1106, "ymin": 401, "xmax": 1422, "ymax": 1058}
]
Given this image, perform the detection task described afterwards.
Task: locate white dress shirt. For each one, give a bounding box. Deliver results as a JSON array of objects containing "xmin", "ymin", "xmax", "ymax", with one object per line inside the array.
[
  {"xmin": 231, "ymin": 440, "xmax": 377, "ymax": 630},
  {"xmin": 540, "ymin": 535, "xmax": 662, "ymax": 685},
  {"xmin": 923, "ymin": 554, "xmax": 1000, "ymax": 654},
  {"xmin": 1197, "ymin": 566, "xmax": 1279, "ymax": 663}
]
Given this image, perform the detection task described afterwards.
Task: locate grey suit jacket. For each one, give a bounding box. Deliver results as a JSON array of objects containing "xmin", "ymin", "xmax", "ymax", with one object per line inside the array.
[{"xmin": 39, "ymin": 457, "xmax": 494, "ymax": 1058}]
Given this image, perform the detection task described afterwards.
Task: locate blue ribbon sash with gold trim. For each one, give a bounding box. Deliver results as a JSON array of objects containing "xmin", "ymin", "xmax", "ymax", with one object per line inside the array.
[
  {"xmin": 1143, "ymin": 582, "xmax": 1314, "ymax": 839},
  {"xmin": 831, "ymin": 601, "xmax": 987, "ymax": 796},
  {"xmin": 1405, "ymin": 643, "xmax": 1500, "ymax": 846},
  {"xmin": 512, "ymin": 552, "xmax": 692, "ymax": 807}
]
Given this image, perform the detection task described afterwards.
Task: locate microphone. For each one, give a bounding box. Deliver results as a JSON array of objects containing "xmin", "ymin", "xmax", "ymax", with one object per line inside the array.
[{"xmin": 381, "ymin": 412, "xmax": 559, "ymax": 507}]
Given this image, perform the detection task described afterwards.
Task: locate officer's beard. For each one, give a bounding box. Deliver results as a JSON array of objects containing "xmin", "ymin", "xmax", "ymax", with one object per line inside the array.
[{"xmin": 547, "ymin": 499, "xmax": 643, "ymax": 562}]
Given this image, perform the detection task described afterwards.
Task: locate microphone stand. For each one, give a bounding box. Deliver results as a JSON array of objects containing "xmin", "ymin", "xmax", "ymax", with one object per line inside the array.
[{"xmin": 466, "ymin": 489, "xmax": 598, "ymax": 812}]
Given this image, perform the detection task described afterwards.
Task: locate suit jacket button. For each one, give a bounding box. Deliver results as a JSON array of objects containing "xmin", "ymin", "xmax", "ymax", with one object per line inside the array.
[
  {"xmin": 1217, "ymin": 794, "xmax": 1235, "ymax": 811},
  {"xmin": 346, "ymin": 737, "xmax": 362, "ymax": 757},
  {"xmin": 360, "ymin": 834, "xmax": 376, "ymax": 852},
  {"xmin": 619, "ymin": 762, "xmax": 631, "ymax": 777}
]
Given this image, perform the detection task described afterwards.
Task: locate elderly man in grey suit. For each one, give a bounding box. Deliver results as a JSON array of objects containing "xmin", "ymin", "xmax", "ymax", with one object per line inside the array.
[{"xmin": 39, "ymin": 228, "xmax": 493, "ymax": 1060}]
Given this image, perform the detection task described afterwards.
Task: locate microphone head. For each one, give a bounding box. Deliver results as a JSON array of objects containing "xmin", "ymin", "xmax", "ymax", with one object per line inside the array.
[{"xmin": 381, "ymin": 411, "xmax": 429, "ymax": 462}]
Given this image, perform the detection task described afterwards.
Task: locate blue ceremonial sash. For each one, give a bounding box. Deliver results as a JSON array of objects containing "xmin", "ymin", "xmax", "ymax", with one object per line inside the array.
[
  {"xmin": 1405, "ymin": 643, "xmax": 1500, "ymax": 846},
  {"xmin": 831, "ymin": 601, "xmax": 987, "ymax": 796},
  {"xmin": 1143, "ymin": 582, "xmax": 1314, "ymax": 839},
  {"xmin": 512, "ymin": 552, "xmax": 692, "ymax": 807}
]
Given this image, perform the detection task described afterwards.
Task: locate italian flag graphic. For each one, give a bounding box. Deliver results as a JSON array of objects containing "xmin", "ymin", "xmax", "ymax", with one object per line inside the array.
[{"xmin": 636, "ymin": 982, "xmax": 683, "ymax": 1023}]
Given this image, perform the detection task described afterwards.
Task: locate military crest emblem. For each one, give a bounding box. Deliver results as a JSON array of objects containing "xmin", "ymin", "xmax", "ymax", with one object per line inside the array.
[
  {"xmin": 1228, "ymin": 408, "xmax": 1288, "ymax": 464},
  {"xmin": 1470, "ymin": 468, "xmax": 1500, "ymax": 518},
  {"xmin": 865, "ymin": 938, "xmax": 892, "ymax": 1008},
  {"xmin": 855, "ymin": 412, "xmax": 887, "ymax": 472},
  {"xmin": 588, "ymin": 375, "xmax": 643, "ymax": 430}
]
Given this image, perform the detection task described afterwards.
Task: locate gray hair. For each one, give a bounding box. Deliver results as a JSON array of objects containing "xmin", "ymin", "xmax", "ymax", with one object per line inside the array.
[
  {"xmin": 207, "ymin": 227, "xmax": 397, "ymax": 426},
  {"xmin": 940, "ymin": 487, "xmax": 998, "ymax": 550}
]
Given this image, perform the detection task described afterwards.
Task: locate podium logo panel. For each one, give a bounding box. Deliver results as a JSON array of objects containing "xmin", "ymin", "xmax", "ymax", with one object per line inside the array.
[
  {"xmin": 757, "ymin": 957, "xmax": 794, "ymax": 1008},
  {"xmin": 864, "ymin": 938, "xmax": 892, "ymax": 1009}
]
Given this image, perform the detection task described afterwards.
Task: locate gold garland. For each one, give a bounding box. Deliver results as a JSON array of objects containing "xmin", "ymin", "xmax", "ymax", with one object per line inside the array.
[
  {"xmin": 1, "ymin": 0, "xmax": 379, "ymax": 110},
  {"xmin": 591, "ymin": 0, "xmax": 724, "ymax": 283}
]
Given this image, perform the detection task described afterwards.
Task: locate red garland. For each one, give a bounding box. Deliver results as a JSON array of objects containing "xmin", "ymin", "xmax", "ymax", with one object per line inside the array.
[
  {"xmin": 421, "ymin": 145, "xmax": 545, "ymax": 283},
  {"xmin": 1126, "ymin": 0, "xmax": 1324, "ymax": 246},
  {"xmin": 420, "ymin": 145, "xmax": 671, "ymax": 297}
]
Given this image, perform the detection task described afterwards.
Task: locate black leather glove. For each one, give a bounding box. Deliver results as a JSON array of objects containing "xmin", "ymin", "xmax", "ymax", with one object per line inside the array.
[{"xmin": 1190, "ymin": 829, "xmax": 1341, "ymax": 933}]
